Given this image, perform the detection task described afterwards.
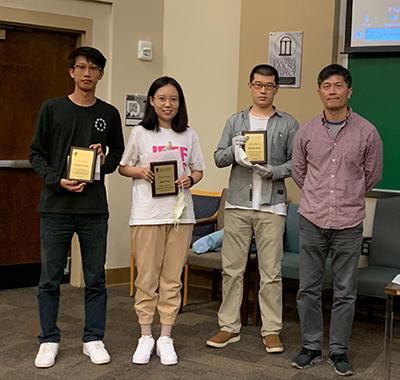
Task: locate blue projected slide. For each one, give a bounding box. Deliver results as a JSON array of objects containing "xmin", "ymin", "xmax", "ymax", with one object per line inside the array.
[
  {"xmin": 349, "ymin": 0, "xmax": 400, "ymax": 49},
  {"xmin": 366, "ymin": 28, "xmax": 400, "ymax": 41}
]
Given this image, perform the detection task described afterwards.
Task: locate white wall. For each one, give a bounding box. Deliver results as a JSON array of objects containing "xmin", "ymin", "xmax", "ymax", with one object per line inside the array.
[{"xmin": 163, "ymin": 0, "xmax": 242, "ymax": 191}]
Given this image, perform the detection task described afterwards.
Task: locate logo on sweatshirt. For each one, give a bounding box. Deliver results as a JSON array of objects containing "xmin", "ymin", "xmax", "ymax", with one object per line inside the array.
[{"xmin": 94, "ymin": 118, "xmax": 107, "ymax": 132}]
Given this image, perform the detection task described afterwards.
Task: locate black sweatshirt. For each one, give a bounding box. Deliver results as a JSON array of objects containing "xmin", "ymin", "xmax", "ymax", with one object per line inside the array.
[{"xmin": 29, "ymin": 96, "xmax": 124, "ymax": 214}]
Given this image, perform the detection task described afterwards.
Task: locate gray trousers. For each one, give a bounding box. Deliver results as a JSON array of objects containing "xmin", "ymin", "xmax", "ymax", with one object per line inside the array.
[{"xmin": 296, "ymin": 215, "xmax": 363, "ymax": 354}]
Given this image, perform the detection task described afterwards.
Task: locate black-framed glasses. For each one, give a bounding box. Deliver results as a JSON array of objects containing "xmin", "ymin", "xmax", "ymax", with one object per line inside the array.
[
  {"xmin": 73, "ymin": 64, "xmax": 102, "ymax": 73},
  {"xmin": 251, "ymin": 81, "xmax": 277, "ymax": 91}
]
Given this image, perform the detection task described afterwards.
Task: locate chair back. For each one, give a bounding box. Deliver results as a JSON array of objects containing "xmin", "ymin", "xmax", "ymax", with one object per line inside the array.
[
  {"xmin": 369, "ymin": 196, "xmax": 400, "ymax": 268},
  {"xmin": 191, "ymin": 189, "xmax": 222, "ymax": 242}
]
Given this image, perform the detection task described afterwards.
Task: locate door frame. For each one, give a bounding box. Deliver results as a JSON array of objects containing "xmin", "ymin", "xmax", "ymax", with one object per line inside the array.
[
  {"xmin": 0, "ymin": 6, "xmax": 93, "ymax": 287},
  {"xmin": 0, "ymin": 6, "xmax": 92, "ymax": 45}
]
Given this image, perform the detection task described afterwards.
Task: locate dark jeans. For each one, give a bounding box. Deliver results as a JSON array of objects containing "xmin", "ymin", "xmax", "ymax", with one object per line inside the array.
[
  {"xmin": 296, "ymin": 215, "xmax": 363, "ymax": 354},
  {"xmin": 38, "ymin": 213, "xmax": 108, "ymax": 343}
]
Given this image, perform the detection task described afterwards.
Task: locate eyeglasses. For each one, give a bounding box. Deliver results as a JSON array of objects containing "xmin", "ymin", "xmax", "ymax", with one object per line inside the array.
[
  {"xmin": 153, "ymin": 96, "xmax": 179, "ymax": 105},
  {"xmin": 251, "ymin": 81, "xmax": 277, "ymax": 91},
  {"xmin": 73, "ymin": 64, "xmax": 102, "ymax": 73}
]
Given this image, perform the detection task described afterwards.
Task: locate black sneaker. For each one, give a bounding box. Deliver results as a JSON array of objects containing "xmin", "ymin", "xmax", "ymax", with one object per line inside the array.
[
  {"xmin": 291, "ymin": 347, "xmax": 322, "ymax": 369},
  {"xmin": 328, "ymin": 352, "xmax": 353, "ymax": 376}
]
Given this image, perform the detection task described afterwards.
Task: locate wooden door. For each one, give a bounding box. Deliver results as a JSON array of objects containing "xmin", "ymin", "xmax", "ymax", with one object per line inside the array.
[{"xmin": 0, "ymin": 25, "xmax": 78, "ymax": 273}]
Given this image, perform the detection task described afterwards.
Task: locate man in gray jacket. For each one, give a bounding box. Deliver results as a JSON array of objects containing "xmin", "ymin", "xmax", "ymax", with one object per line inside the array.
[{"xmin": 206, "ymin": 64, "xmax": 299, "ymax": 353}]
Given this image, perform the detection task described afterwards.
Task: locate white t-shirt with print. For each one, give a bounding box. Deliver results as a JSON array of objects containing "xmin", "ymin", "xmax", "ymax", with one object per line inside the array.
[{"xmin": 120, "ymin": 125, "xmax": 206, "ymax": 225}]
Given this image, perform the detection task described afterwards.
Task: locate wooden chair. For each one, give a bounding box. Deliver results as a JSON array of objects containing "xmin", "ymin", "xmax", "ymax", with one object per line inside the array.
[{"xmin": 182, "ymin": 189, "xmax": 227, "ymax": 305}]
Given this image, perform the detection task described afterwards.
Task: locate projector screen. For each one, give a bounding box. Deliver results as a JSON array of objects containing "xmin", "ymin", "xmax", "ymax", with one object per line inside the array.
[{"xmin": 345, "ymin": 0, "xmax": 400, "ymax": 53}]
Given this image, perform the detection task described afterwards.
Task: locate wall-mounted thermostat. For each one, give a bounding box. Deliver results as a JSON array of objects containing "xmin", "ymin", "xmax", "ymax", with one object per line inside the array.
[{"xmin": 138, "ymin": 40, "xmax": 153, "ymax": 61}]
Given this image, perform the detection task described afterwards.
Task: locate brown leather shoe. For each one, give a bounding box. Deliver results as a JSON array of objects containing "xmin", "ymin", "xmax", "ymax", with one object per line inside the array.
[
  {"xmin": 263, "ymin": 334, "xmax": 284, "ymax": 353},
  {"xmin": 206, "ymin": 330, "xmax": 240, "ymax": 348}
]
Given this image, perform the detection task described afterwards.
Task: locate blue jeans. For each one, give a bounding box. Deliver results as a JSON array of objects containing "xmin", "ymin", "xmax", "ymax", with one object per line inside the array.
[
  {"xmin": 38, "ymin": 213, "xmax": 108, "ymax": 343},
  {"xmin": 296, "ymin": 215, "xmax": 363, "ymax": 354}
]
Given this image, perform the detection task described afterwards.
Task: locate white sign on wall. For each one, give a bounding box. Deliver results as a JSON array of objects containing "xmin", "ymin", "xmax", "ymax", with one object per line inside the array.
[{"xmin": 268, "ymin": 31, "xmax": 303, "ymax": 88}]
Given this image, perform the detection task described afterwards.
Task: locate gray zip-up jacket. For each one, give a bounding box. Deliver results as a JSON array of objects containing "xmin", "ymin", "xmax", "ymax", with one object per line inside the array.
[{"xmin": 214, "ymin": 107, "xmax": 299, "ymax": 207}]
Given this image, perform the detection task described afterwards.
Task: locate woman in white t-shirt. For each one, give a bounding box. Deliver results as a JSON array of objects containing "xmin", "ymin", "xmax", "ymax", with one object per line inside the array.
[{"xmin": 119, "ymin": 77, "xmax": 205, "ymax": 366}]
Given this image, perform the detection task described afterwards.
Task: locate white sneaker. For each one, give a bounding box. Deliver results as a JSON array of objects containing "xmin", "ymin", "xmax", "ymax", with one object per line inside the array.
[
  {"xmin": 156, "ymin": 336, "xmax": 178, "ymax": 365},
  {"xmin": 132, "ymin": 335, "xmax": 155, "ymax": 364},
  {"xmin": 83, "ymin": 340, "xmax": 111, "ymax": 364},
  {"xmin": 34, "ymin": 342, "xmax": 59, "ymax": 368}
]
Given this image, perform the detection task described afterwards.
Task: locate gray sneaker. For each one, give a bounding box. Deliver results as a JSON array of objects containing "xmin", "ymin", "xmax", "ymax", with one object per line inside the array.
[
  {"xmin": 328, "ymin": 352, "xmax": 353, "ymax": 376},
  {"xmin": 291, "ymin": 347, "xmax": 322, "ymax": 369}
]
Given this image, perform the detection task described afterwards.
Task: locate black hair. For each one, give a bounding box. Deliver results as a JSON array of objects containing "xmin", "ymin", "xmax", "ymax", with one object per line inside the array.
[
  {"xmin": 318, "ymin": 64, "xmax": 352, "ymax": 88},
  {"xmin": 141, "ymin": 76, "xmax": 188, "ymax": 133},
  {"xmin": 68, "ymin": 46, "xmax": 107, "ymax": 71},
  {"xmin": 249, "ymin": 64, "xmax": 279, "ymax": 85}
]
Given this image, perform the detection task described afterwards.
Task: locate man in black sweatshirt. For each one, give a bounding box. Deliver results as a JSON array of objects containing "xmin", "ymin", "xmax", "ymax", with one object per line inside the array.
[{"xmin": 29, "ymin": 46, "xmax": 124, "ymax": 368}]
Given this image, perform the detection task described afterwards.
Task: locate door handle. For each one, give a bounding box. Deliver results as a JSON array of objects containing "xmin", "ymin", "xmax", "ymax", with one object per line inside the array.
[{"xmin": 0, "ymin": 160, "xmax": 32, "ymax": 168}]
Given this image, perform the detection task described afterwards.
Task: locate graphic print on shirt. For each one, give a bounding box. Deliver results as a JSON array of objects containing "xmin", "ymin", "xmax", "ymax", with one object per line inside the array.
[
  {"xmin": 152, "ymin": 144, "xmax": 189, "ymax": 171},
  {"xmin": 94, "ymin": 118, "xmax": 107, "ymax": 132}
]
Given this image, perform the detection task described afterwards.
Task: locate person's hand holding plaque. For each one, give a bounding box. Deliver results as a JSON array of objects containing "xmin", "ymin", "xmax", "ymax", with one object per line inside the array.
[
  {"xmin": 89, "ymin": 143, "xmax": 105, "ymax": 165},
  {"xmin": 232, "ymin": 135, "xmax": 253, "ymax": 168},
  {"xmin": 176, "ymin": 174, "xmax": 194, "ymax": 189},
  {"xmin": 60, "ymin": 178, "xmax": 87, "ymax": 193},
  {"xmin": 137, "ymin": 167, "xmax": 155, "ymax": 183},
  {"xmin": 232, "ymin": 135, "xmax": 248, "ymax": 148}
]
